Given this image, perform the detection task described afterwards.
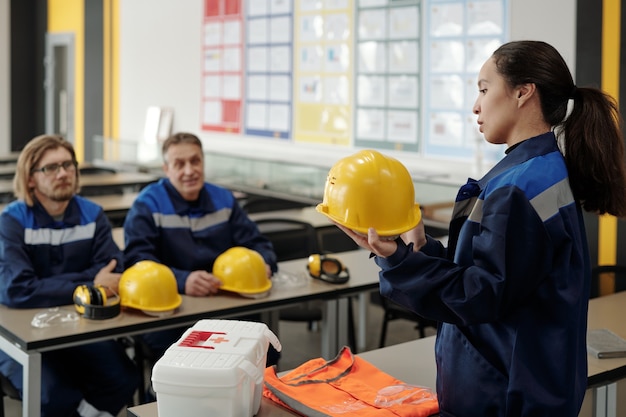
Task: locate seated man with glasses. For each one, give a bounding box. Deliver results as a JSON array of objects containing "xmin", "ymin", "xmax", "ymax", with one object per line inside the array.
[{"xmin": 0, "ymin": 134, "xmax": 139, "ymax": 417}]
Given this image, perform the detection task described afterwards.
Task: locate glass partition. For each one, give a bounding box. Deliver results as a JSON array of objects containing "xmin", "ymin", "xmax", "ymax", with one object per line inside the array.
[{"xmin": 91, "ymin": 135, "xmax": 458, "ymax": 222}]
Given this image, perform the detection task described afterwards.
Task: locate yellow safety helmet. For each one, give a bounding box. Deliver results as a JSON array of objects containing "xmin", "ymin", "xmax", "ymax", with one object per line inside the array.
[
  {"xmin": 119, "ymin": 260, "xmax": 182, "ymax": 317},
  {"xmin": 213, "ymin": 247, "xmax": 271, "ymax": 298},
  {"xmin": 316, "ymin": 149, "xmax": 422, "ymax": 237}
]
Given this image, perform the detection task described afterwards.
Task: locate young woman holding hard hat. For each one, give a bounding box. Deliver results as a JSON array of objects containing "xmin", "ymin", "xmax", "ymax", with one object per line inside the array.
[{"xmin": 327, "ymin": 41, "xmax": 626, "ymax": 416}]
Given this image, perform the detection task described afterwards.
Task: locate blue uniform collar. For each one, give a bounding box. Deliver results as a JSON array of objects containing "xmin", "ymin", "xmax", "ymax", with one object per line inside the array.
[
  {"xmin": 477, "ymin": 132, "xmax": 559, "ymax": 189},
  {"xmin": 456, "ymin": 132, "xmax": 559, "ymax": 203},
  {"xmin": 32, "ymin": 196, "xmax": 81, "ymax": 226}
]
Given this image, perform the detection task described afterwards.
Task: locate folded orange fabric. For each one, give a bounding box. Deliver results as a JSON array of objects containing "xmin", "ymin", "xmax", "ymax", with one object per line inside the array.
[{"xmin": 263, "ymin": 346, "xmax": 439, "ymax": 417}]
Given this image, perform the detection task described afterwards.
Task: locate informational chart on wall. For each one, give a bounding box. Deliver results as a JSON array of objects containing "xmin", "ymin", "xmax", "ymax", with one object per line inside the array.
[
  {"xmin": 354, "ymin": 0, "xmax": 421, "ymax": 152},
  {"xmin": 292, "ymin": 0, "xmax": 353, "ymax": 146},
  {"xmin": 424, "ymin": 0, "xmax": 506, "ymax": 160},
  {"xmin": 201, "ymin": 0, "xmax": 244, "ymax": 133},
  {"xmin": 244, "ymin": 1, "xmax": 293, "ymax": 139},
  {"xmin": 201, "ymin": 0, "xmax": 508, "ymax": 161}
]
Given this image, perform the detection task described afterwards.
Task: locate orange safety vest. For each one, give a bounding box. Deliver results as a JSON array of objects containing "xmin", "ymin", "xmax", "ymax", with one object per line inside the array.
[{"xmin": 263, "ymin": 346, "xmax": 439, "ymax": 417}]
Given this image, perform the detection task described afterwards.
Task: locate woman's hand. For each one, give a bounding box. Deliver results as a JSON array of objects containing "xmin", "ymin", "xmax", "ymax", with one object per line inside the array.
[
  {"xmin": 334, "ymin": 224, "xmax": 397, "ymax": 258},
  {"xmin": 334, "ymin": 219, "xmax": 426, "ymax": 257},
  {"xmin": 400, "ymin": 219, "xmax": 426, "ymax": 252}
]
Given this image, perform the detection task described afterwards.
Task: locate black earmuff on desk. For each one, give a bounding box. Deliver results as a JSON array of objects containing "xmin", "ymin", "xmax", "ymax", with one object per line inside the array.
[
  {"xmin": 73, "ymin": 284, "xmax": 121, "ymax": 320},
  {"xmin": 307, "ymin": 254, "xmax": 350, "ymax": 284}
]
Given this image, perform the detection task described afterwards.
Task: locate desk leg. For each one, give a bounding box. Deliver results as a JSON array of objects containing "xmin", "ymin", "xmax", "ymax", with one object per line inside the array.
[
  {"xmin": 0, "ymin": 335, "xmax": 41, "ymax": 417},
  {"xmin": 594, "ymin": 383, "xmax": 617, "ymax": 417},
  {"xmin": 321, "ymin": 299, "xmax": 337, "ymax": 359},
  {"xmin": 321, "ymin": 298, "xmax": 350, "ymax": 359},
  {"xmin": 337, "ymin": 298, "xmax": 350, "ymax": 350},
  {"xmin": 261, "ymin": 310, "xmax": 280, "ymax": 339},
  {"xmin": 24, "ymin": 352, "xmax": 42, "ymax": 417},
  {"xmin": 357, "ymin": 293, "xmax": 368, "ymax": 352}
]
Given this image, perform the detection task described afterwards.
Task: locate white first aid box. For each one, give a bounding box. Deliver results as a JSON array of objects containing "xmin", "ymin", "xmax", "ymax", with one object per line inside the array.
[{"xmin": 151, "ymin": 319, "xmax": 281, "ymax": 417}]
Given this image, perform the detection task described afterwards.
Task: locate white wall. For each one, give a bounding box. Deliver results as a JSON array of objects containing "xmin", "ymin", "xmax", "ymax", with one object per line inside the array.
[
  {"xmin": 0, "ymin": 0, "xmax": 10, "ymax": 154},
  {"xmin": 509, "ymin": 0, "xmax": 577, "ymax": 75},
  {"xmin": 119, "ymin": 0, "xmax": 203, "ymax": 144},
  {"xmin": 118, "ymin": 0, "xmax": 577, "ymax": 178}
]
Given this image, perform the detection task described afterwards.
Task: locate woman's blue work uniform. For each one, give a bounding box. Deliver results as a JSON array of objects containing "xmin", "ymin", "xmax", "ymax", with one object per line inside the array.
[
  {"xmin": 0, "ymin": 196, "xmax": 139, "ymax": 417},
  {"xmin": 377, "ymin": 132, "xmax": 589, "ymax": 416}
]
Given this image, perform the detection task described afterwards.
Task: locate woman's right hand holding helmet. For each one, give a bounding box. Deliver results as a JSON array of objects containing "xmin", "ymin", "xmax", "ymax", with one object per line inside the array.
[
  {"xmin": 400, "ymin": 220, "xmax": 427, "ymax": 252},
  {"xmin": 335, "ymin": 220, "xmax": 426, "ymax": 258}
]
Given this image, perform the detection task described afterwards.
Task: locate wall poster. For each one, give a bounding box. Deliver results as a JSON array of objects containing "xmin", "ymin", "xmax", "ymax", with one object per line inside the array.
[
  {"xmin": 424, "ymin": 0, "xmax": 507, "ymax": 161},
  {"xmin": 293, "ymin": 0, "xmax": 353, "ymax": 146},
  {"xmin": 244, "ymin": 0, "xmax": 294, "ymax": 139},
  {"xmin": 201, "ymin": 0, "xmax": 244, "ymax": 133}
]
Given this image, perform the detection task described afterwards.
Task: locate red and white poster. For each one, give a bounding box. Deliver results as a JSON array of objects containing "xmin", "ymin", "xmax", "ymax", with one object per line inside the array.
[{"xmin": 201, "ymin": 0, "xmax": 244, "ymax": 133}]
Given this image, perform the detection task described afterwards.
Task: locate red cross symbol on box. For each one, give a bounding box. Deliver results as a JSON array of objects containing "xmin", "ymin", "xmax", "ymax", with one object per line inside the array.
[{"xmin": 178, "ymin": 330, "xmax": 228, "ymax": 349}]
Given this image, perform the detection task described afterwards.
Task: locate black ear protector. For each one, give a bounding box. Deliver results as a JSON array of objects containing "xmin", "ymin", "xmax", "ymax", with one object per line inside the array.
[
  {"xmin": 307, "ymin": 254, "xmax": 350, "ymax": 284},
  {"xmin": 73, "ymin": 284, "xmax": 121, "ymax": 320}
]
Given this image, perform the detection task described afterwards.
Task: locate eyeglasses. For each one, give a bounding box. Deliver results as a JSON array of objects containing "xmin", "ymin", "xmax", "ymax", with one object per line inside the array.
[{"xmin": 31, "ymin": 160, "xmax": 78, "ymax": 176}]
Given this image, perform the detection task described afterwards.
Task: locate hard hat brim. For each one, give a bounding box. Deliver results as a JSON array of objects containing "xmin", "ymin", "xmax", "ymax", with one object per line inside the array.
[
  {"xmin": 316, "ymin": 203, "xmax": 422, "ymax": 237},
  {"xmin": 220, "ymin": 280, "xmax": 272, "ymax": 296},
  {"xmin": 122, "ymin": 293, "xmax": 182, "ymax": 314},
  {"xmin": 141, "ymin": 308, "xmax": 177, "ymax": 317}
]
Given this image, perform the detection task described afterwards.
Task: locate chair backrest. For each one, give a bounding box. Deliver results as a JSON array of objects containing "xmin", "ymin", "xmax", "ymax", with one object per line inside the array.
[
  {"xmin": 255, "ymin": 218, "xmax": 320, "ymax": 262},
  {"xmin": 79, "ymin": 166, "xmax": 117, "ymax": 175},
  {"xmin": 590, "ymin": 265, "xmax": 626, "ymax": 298},
  {"xmin": 0, "ymin": 372, "xmax": 20, "ymax": 405},
  {"xmin": 242, "ymin": 196, "xmax": 310, "ymax": 214}
]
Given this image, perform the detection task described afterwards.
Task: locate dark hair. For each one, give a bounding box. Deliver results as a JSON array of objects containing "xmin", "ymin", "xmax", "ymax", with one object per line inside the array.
[
  {"xmin": 161, "ymin": 132, "xmax": 204, "ymax": 162},
  {"xmin": 14, "ymin": 134, "xmax": 79, "ymax": 206},
  {"xmin": 492, "ymin": 40, "xmax": 626, "ymax": 217}
]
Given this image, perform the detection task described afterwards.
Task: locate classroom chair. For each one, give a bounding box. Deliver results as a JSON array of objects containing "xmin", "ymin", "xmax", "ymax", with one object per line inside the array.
[
  {"xmin": 590, "ymin": 265, "xmax": 626, "ymax": 298},
  {"xmin": 255, "ymin": 218, "xmax": 324, "ymax": 328},
  {"xmin": 78, "ymin": 165, "xmax": 117, "ymax": 175},
  {"xmin": 0, "ymin": 373, "xmax": 20, "ymax": 417},
  {"xmin": 78, "ymin": 165, "xmax": 126, "ymax": 197},
  {"xmin": 241, "ymin": 196, "xmax": 310, "ymax": 214},
  {"xmin": 377, "ymin": 294, "xmax": 438, "ymax": 348},
  {"xmin": 255, "ymin": 218, "xmax": 357, "ymax": 351}
]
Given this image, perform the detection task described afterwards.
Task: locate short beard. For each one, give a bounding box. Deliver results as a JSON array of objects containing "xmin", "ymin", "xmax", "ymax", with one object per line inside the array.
[{"xmin": 49, "ymin": 186, "xmax": 76, "ymax": 202}]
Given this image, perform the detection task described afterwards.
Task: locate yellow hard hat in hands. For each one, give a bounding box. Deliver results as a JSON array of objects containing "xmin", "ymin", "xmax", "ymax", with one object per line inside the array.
[
  {"xmin": 213, "ymin": 247, "xmax": 272, "ymax": 298},
  {"xmin": 316, "ymin": 149, "xmax": 422, "ymax": 237},
  {"xmin": 119, "ymin": 260, "xmax": 182, "ymax": 317}
]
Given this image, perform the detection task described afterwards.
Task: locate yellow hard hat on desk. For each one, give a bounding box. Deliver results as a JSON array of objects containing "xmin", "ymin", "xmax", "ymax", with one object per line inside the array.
[
  {"xmin": 316, "ymin": 149, "xmax": 422, "ymax": 237},
  {"xmin": 119, "ymin": 260, "xmax": 182, "ymax": 317},
  {"xmin": 213, "ymin": 247, "xmax": 272, "ymax": 298}
]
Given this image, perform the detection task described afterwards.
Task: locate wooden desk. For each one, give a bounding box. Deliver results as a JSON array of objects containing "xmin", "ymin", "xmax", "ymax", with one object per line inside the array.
[
  {"xmin": 79, "ymin": 172, "xmax": 159, "ymax": 193},
  {"xmin": 0, "ymin": 163, "xmax": 123, "ymax": 180},
  {"xmin": 88, "ymin": 192, "xmax": 140, "ymax": 213},
  {"xmin": 90, "ymin": 189, "xmax": 244, "ymax": 210},
  {"xmin": 0, "ymin": 172, "xmax": 159, "ymax": 203},
  {"xmin": 249, "ymin": 206, "xmax": 330, "ymax": 229},
  {"xmin": 0, "ymin": 193, "xmax": 140, "ymax": 226},
  {"xmin": 0, "ymin": 152, "xmax": 20, "ymax": 165},
  {"xmin": 586, "ymin": 291, "xmax": 626, "ymax": 417},
  {"xmin": 249, "ymin": 203, "xmax": 451, "ymax": 230},
  {"xmin": 112, "ymin": 227, "xmax": 125, "ymax": 248},
  {"xmin": 0, "ymin": 250, "xmax": 378, "ymax": 417},
  {"xmin": 0, "ymin": 164, "xmax": 16, "ymax": 180},
  {"xmin": 126, "ymin": 337, "xmax": 438, "ymax": 417},
  {"xmin": 88, "ymin": 192, "xmax": 141, "ymax": 226},
  {"xmin": 126, "ymin": 292, "xmax": 626, "ymax": 417},
  {"xmin": 249, "ymin": 205, "xmax": 449, "ymax": 253}
]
